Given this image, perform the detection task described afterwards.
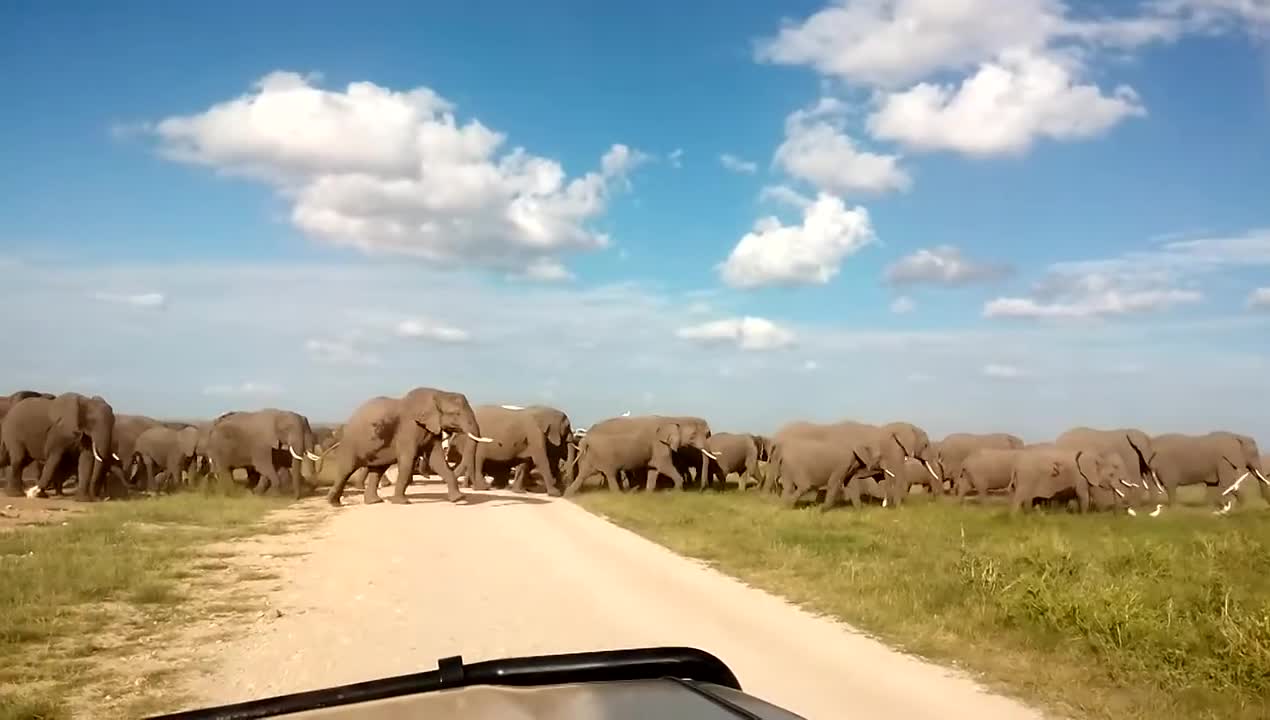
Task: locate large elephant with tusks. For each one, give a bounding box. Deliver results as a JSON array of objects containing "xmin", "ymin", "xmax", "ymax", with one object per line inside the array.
[
  {"xmin": 205, "ymin": 408, "xmax": 321, "ymax": 498},
  {"xmin": 325, "ymin": 387, "xmax": 491, "ymax": 506},
  {"xmin": 1, "ymin": 392, "xmax": 115, "ymax": 500}
]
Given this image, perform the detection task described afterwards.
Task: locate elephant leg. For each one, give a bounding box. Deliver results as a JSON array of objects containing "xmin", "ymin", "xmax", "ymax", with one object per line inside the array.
[
  {"xmin": 143, "ymin": 457, "xmax": 157, "ymax": 494},
  {"xmin": 469, "ymin": 443, "xmax": 490, "ymax": 492},
  {"xmin": 253, "ymin": 460, "xmax": 283, "ymax": 497},
  {"xmin": 779, "ymin": 473, "xmax": 802, "ymax": 507},
  {"xmin": 4, "ymin": 455, "xmax": 29, "ymax": 497},
  {"xmin": 649, "ymin": 457, "xmax": 685, "ymax": 492},
  {"xmin": 821, "ymin": 470, "xmax": 846, "ymax": 512},
  {"xmin": 510, "ymin": 462, "xmax": 529, "ymax": 493},
  {"xmin": 528, "ymin": 441, "xmax": 557, "ymax": 495},
  {"xmin": 1076, "ymin": 481, "xmax": 1090, "ymax": 513},
  {"xmin": 387, "ymin": 448, "xmax": 418, "ymax": 505},
  {"xmin": 426, "ymin": 442, "xmax": 464, "ymax": 503}
]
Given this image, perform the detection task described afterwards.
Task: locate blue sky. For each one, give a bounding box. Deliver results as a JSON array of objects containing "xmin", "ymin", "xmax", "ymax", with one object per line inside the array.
[{"xmin": 2, "ymin": 0, "xmax": 1269, "ymax": 439}]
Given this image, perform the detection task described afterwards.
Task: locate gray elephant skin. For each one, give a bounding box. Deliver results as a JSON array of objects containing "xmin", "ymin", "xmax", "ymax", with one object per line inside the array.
[
  {"xmin": 1055, "ymin": 427, "xmax": 1160, "ymax": 504},
  {"xmin": 1, "ymin": 392, "xmax": 116, "ymax": 500},
  {"xmin": 768, "ymin": 420, "xmax": 937, "ymax": 507},
  {"xmin": 771, "ymin": 435, "xmax": 880, "ymax": 510},
  {"xmin": 956, "ymin": 447, "xmax": 1026, "ymax": 501},
  {"xmin": 206, "ymin": 408, "xmax": 320, "ymax": 499},
  {"xmin": 933, "ymin": 433, "xmax": 1024, "ymax": 495},
  {"xmin": 567, "ymin": 415, "xmax": 713, "ymax": 495},
  {"xmin": 136, "ymin": 424, "xmax": 202, "ymax": 493},
  {"xmin": 1010, "ymin": 446, "xmax": 1126, "ymax": 513},
  {"xmin": 699, "ymin": 432, "xmax": 765, "ymax": 491},
  {"xmin": 1151, "ymin": 432, "xmax": 1268, "ymax": 511},
  {"xmin": 325, "ymin": 387, "xmax": 486, "ymax": 506},
  {"xmin": 448, "ymin": 404, "xmax": 576, "ymax": 496}
]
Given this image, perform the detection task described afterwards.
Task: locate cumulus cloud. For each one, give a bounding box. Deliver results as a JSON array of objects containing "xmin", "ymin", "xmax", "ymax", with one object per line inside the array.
[
  {"xmin": 982, "ymin": 363, "xmax": 1027, "ymax": 379},
  {"xmin": 719, "ymin": 153, "xmax": 758, "ymax": 174},
  {"xmin": 985, "ymin": 228, "xmax": 1270, "ymax": 319},
  {"xmin": 885, "ymin": 246, "xmax": 1012, "ymax": 286},
  {"xmin": 202, "ymin": 381, "xmax": 283, "ymax": 397},
  {"xmin": 395, "ymin": 319, "xmax": 470, "ymax": 343},
  {"xmin": 759, "ymin": 184, "xmax": 813, "ymax": 209},
  {"xmin": 867, "ymin": 49, "xmax": 1145, "ymax": 156},
  {"xmin": 151, "ymin": 71, "xmax": 644, "ymax": 273},
  {"xmin": 676, "ymin": 316, "xmax": 796, "ymax": 351},
  {"xmin": 775, "ymin": 99, "xmax": 910, "ymax": 194},
  {"xmin": 890, "ymin": 296, "xmax": 916, "ymax": 314},
  {"xmin": 1248, "ymin": 287, "xmax": 1270, "ymax": 309},
  {"xmin": 305, "ymin": 338, "xmax": 381, "ymax": 367},
  {"xmin": 95, "ymin": 291, "xmax": 166, "ymax": 308},
  {"xmin": 718, "ymin": 193, "xmax": 876, "ymax": 288}
]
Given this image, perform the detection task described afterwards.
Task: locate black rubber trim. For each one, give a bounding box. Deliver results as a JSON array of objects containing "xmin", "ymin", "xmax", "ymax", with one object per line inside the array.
[
  {"xmin": 147, "ymin": 646, "xmax": 741, "ymax": 719},
  {"xmin": 668, "ymin": 677, "xmax": 768, "ymax": 719}
]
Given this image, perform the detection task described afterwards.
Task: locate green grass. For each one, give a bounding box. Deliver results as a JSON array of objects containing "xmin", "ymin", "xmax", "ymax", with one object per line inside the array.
[
  {"xmin": 0, "ymin": 493, "xmax": 290, "ymax": 719},
  {"xmin": 576, "ymin": 491, "xmax": 1270, "ymax": 720}
]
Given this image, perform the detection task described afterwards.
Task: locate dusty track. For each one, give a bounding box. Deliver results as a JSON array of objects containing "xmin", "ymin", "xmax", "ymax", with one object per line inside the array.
[{"xmin": 183, "ymin": 482, "xmax": 1048, "ymax": 720}]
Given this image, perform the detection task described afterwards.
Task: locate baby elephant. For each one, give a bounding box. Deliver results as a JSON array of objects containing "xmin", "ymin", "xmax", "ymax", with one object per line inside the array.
[
  {"xmin": 1011, "ymin": 446, "xmax": 1127, "ymax": 513},
  {"xmin": 135, "ymin": 425, "xmax": 202, "ymax": 493},
  {"xmin": 957, "ymin": 448, "xmax": 1024, "ymax": 502}
]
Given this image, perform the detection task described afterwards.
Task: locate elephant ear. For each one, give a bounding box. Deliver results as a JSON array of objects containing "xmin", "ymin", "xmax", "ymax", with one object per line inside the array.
[
  {"xmin": 49, "ymin": 394, "xmax": 86, "ymax": 436},
  {"xmin": 541, "ymin": 417, "xmax": 562, "ymax": 446},
  {"xmin": 659, "ymin": 423, "xmax": 682, "ymax": 451},
  {"xmin": 415, "ymin": 398, "xmax": 443, "ymax": 436}
]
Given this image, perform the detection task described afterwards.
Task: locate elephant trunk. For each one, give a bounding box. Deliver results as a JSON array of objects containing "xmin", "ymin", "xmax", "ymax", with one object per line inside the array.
[
  {"xmin": 87, "ymin": 413, "xmax": 115, "ymax": 498},
  {"xmin": 563, "ymin": 433, "xmax": 577, "ymax": 488}
]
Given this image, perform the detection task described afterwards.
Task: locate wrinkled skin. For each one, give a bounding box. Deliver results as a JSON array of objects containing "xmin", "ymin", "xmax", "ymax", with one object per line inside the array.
[
  {"xmin": 768, "ymin": 420, "xmax": 937, "ymax": 507},
  {"xmin": 1, "ymin": 393, "xmax": 115, "ymax": 500},
  {"xmin": 698, "ymin": 433, "xmax": 762, "ymax": 491},
  {"xmin": 579, "ymin": 415, "xmax": 713, "ymax": 493},
  {"xmin": 567, "ymin": 415, "xmax": 712, "ymax": 495},
  {"xmin": 206, "ymin": 408, "xmax": 319, "ymax": 499},
  {"xmin": 933, "ymin": 433, "xmax": 1024, "ymax": 495},
  {"xmin": 956, "ymin": 447, "xmax": 1026, "ymax": 502},
  {"xmin": 1152, "ymin": 432, "xmax": 1268, "ymax": 512},
  {"xmin": 325, "ymin": 387, "xmax": 483, "ymax": 506},
  {"xmin": 1055, "ymin": 427, "xmax": 1160, "ymax": 504},
  {"xmin": 771, "ymin": 436, "xmax": 879, "ymax": 510},
  {"xmin": 135, "ymin": 425, "xmax": 201, "ymax": 493},
  {"xmin": 449, "ymin": 405, "xmax": 576, "ymax": 496},
  {"xmin": 1010, "ymin": 446, "xmax": 1124, "ymax": 513}
]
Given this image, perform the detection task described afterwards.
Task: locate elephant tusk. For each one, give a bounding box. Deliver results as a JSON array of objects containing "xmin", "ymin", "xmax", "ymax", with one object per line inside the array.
[
  {"xmin": 701, "ymin": 449, "xmax": 718, "ymax": 460},
  {"xmin": 466, "ymin": 432, "xmax": 495, "ymax": 444},
  {"xmin": 923, "ymin": 460, "xmax": 939, "ymax": 481},
  {"xmin": 1149, "ymin": 504, "xmax": 1163, "ymax": 517},
  {"xmin": 1127, "ymin": 507, "xmax": 1137, "ymax": 516},
  {"xmin": 1119, "ymin": 477, "xmax": 1139, "ymax": 488},
  {"xmin": 883, "ymin": 468, "xmax": 896, "ymax": 478},
  {"xmin": 306, "ymin": 452, "xmax": 322, "ymax": 462},
  {"xmin": 1221, "ymin": 471, "xmax": 1250, "ymax": 497},
  {"xmin": 92, "ymin": 442, "xmax": 104, "ymax": 463},
  {"xmin": 500, "ymin": 404, "xmax": 526, "ymax": 410},
  {"xmin": 288, "ymin": 446, "xmax": 304, "ymax": 461},
  {"xmin": 1254, "ymin": 469, "xmax": 1270, "ymax": 486},
  {"xmin": 1150, "ymin": 470, "xmax": 1165, "ymax": 494},
  {"xmin": 1113, "ymin": 486, "xmax": 1125, "ymax": 498},
  {"xmin": 112, "ymin": 452, "xmax": 121, "ymax": 461}
]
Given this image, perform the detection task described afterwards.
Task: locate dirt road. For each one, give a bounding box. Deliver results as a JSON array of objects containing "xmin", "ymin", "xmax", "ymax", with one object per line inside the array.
[{"xmin": 184, "ymin": 484, "xmax": 1048, "ymax": 720}]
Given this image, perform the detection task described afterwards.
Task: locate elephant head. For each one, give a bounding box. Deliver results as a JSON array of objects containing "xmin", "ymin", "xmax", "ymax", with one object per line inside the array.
[
  {"xmin": 401, "ymin": 388, "xmax": 486, "ymax": 484},
  {"xmin": 1074, "ymin": 451, "xmax": 1128, "ymax": 507},
  {"xmin": 49, "ymin": 393, "xmax": 115, "ymax": 497},
  {"xmin": 657, "ymin": 422, "xmax": 682, "ymax": 452},
  {"xmin": 1215, "ymin": 432, "xmax": 1269, "ymax": 498},
  {"xmin": 880, "ymin": 422, "xmax": 938, "ymax": 485}
]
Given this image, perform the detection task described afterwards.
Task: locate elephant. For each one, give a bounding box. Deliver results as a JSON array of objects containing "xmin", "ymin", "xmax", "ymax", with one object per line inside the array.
[
  {"xmin": 110, "ymin": 414, "xmax": 166, "ymax": 489},
  {"xmin": 767, "ymin": 420, "xmax": 938, "ymax": 507},
  {"xmin": 324, "ymin": 387, "xmax": 490, "ymax": 506},
  {"xmin": 0, "ymin": 392, "xmax": 115, "ymax": 500},
  {"xmin": 955, "ymin": 447, "xmax": 1025, "ymax": 501},
  {"xmin": 698, "ymin": 432, "xmax": 763, "ymax": 491},
  {"xmin": 205, "ymin": 408, "xmax": 321, "ymax": 499},
  {"xmin": 135, "ymin": 424, "xmax": 201, "ymax": 493},
  {"xmin": 584, "ymin": 415, "xmax": 714, "ymax": 491},
  {"xmin": 771, "ymin": 435, "xmax": 880, "ymax": 510},
  {"xmin": 1151, "ymin": 432, "xmax": 1268, "ymax": 513},
  {"xmin": 447, "ymin": 404, "xmax": 576, "ymax": 496},
  {"xmin": 1010, "ymin": 445, "xmax": 1127, "ymax": 513},
  {"xmin": 932, "ymin": 433, "xmax": 1025, "ymax": 495},
  {"xmin": 1055, "ymin": 427, "xmax": 1160, "ymax": 502},
  {"xmin": 566, "ymin": 415, "xmax": 714, "ymax": 495}
]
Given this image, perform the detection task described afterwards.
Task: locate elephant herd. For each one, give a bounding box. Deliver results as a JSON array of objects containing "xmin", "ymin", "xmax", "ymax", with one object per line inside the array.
[{"xmin": 2, "ymin": 386, "xmax": 1268, "ymax": 517}]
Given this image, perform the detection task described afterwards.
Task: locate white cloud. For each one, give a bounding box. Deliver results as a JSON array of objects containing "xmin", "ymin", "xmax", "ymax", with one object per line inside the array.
[
  {"xmin": 718, "ymin": 193, "xmax": 876, "ymax": 288},
  {"xmin": 305, "ymin": 338, "xmax": 381, "ymax": 367},
  {"xmin": 668, "ymin": 148, "xmax": 684, "ymax": 168},
  {"xmin": 802, "ymin": 359, "xmax": 820, "ymax": 371},
  {"xmin": 1154, "ymin": 0, "xmax": 1270, "ymax": 31},
  {"xmin": 890, "ymin": 296, "xmax": 916, "ymax": 314},
  {"xmin": 759, "ymin": 184, "xmax": 813, "ymax": 209},
  {"xmin": 152, "ymin": 71, "xmax": 643, "ymax": 273},
  {"xmin": 775, "ymin": 99, "xmax": 911, "ymax": 194},
  {"xmin": 720, "ymin": 153, "xmax": 758, "ymax": 174},
  {"xmin": 95, "ymin": 291, "xmax": 166, "ymax": 308},
  {"xmin": 982, "ymin": 363, "xmax": 1027, "ymax": 379},
  {"xmin": 868, "ymin": 49, "xmax": 1145, "ymax": 156},
  {"xmin": 677, "ymin": 316, "xmax": 796, "ymax": 351},
  {"xmin": 516, "ymin": 258, "xmax": 576, "ymax": 282},
  {"xmin": 1248, "ymin": 287, "xmax": 1270, "ymax": 309},
  {"xmin": 395, "ymin": 319, "xmax": 470, "ymax": 343},
  {"xmin": 985, "ymin": 228, "xmax": 1270, "ymax": 320},
  {"xmin": 885, "ymin": 245, "xmax": 1011, "ymax": 286},
  {"xmin": 755, "ymin": 0, "xmax": 1065, "ymax": 87},
  {"xmin": 202, "ymin": 381, "xmax": 283, "ymax": 397}
]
